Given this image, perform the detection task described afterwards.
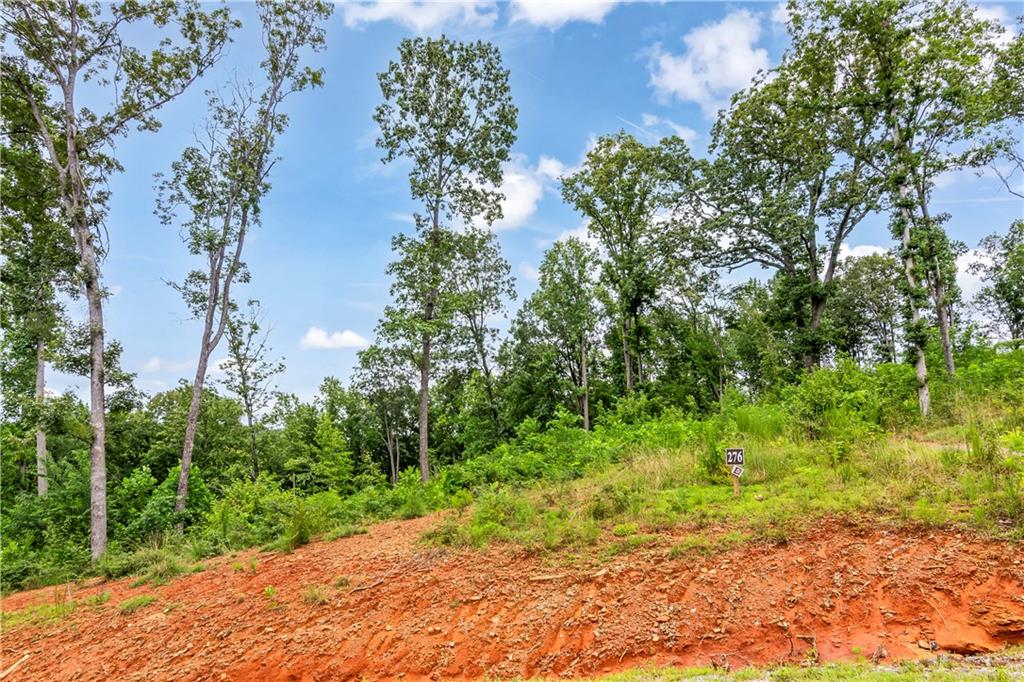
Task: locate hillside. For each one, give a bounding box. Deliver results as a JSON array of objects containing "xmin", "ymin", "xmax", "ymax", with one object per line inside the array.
[{"xmin": 4, "ymin": 422, "xmax": 1024, "ymax": 681}]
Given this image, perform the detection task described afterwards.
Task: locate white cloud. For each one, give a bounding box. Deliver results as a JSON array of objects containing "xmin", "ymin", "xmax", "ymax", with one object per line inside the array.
[
  {"xmin": 956, "ymin": 249, "xmax": 990, "ymax": 303},
  {"xmin": 140, "ymin": 356, "xmax": 196, "ymax": 374},
  {"xmin": 770, "ymin": 2, "xmax": 791, "ymax": 27},
  {"xmin": 839, "ymin": 243, "xmax": 889, "ymax": 260},
  {"xmin": 510, "ymin": 1, "xmax": 618, "ymax": 29},
  {"xmin": 209, "ymin": 357, "xmax": 230, "ymax": 376},
  {"xmin": 342, "ymin": 1, "xmax": 497, "ymax": 32},
  {"xmin": 555, "ymin": 221, "xmax": 601, "ymax": 249},
  {"xmin": 648, "ymin": 9, "xmax": 770, "ymax": 117},
  {"xmin": 518, "ymin": 261, "xmax": 540, "ymax": 281},
  {"xmin": 387, "ymin": 211, "xmax": 416, "ymax": 225},
  {"xmin": 477, "ymin": 154, "xmax": 567, "ymax": 231},
  {"xmin": 300, "ymin": 326, "xmax": 369, "ymax": 350},
  {"xmin": 640, "ymin": 112, "xmax": 697, "ymax": 142}
]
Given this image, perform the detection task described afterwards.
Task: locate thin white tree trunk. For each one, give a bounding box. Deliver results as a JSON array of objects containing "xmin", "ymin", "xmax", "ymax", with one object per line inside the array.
[
  {"xmin": 581, "ymin": 336, "xmax": 590, "ymax": 431},
  {"xmin": 35, "ymin": 337, "xmax": 48, "ymax": 496}
]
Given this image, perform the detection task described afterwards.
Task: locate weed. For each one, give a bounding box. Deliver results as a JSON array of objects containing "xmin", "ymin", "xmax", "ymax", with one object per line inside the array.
[
  {"xmin": 262, "ymin": 585, "xmax": 281, "ymax": 609},
  {"xmin": 84, "ymin": 591, "xmax": 110, "ymax": 607},
  {"xmin": 301, "ymin": 585, "xmax": 328, "ymax": 605},
  {"xmin": 333, "ymin": 576, "xmax": 350, "ymax": 589},
  {"xmin": 324, "ymin": 525, "xmax": 368, "ymax": 541},
  {"xmin": 612, "ymin": 523, "xmax": 638, "ymax": 537},
  {"xmin": 117, "ymin": 595, "xmax": 155, "ymax": 615}
]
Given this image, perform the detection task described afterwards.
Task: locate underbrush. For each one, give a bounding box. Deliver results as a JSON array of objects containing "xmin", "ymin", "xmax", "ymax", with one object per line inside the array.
[
  {"xmin": 425, "ymin": 421, "xmax": 1024, "ymax": 553},
  {"xmin": 4, "ymin": 350, "xmax": 1022, "ymax": 593}
]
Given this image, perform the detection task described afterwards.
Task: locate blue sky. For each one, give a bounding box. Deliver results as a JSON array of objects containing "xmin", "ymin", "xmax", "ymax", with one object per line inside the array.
[{"xmin": 52, "ymin": 1, "xmax": 1023, "ymax": 401}]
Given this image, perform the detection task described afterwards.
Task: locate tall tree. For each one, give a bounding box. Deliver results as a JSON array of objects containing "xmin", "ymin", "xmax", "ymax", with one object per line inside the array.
[
  {"xmin": 451, "ymin": 227, "xmax": 516, "ymax": 430},
  {"xmin": 829, "ymin": 253, "xmax": 905, "ymax": 364},
  {"xmin": 561, "ymin": 132, "xmax": 678, "ymax": 393},
  {"xmin": 697, "ymin": 42, "xmax": 880, "ymax": 371},
  {"xmin": 792, "ymin": 0, "xmax": 1009, "ymax": 413},
  {"xmin": 374, "ymin": 36, "xmax": 517, "ymax": 481},
  {"xmin": 2, "ymin": 0, "xmax": 234, "ymax": 558},
  {"xmin": 220, "ymin": 301, "xmax": 284, "ymax": 480},
  {"xmin": 528, "ymin": 238, "xmax": 600, "ymax": 430},
  {"xmin": 156, "ymin": 0, "xmax": 332, "ymax": 517},
  {"xmin": 0, "ymin": 68, "xmax": 79, "ymax": 496},
  {"xmin": 352, "ymin": 345, "xmax": 417, "ymax": 483}
]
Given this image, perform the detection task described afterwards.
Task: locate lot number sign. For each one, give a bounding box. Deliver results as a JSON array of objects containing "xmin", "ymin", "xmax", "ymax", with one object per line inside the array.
[{"xmin": 726, "ymin": 448, "xmax": 744, "ymax": 496}]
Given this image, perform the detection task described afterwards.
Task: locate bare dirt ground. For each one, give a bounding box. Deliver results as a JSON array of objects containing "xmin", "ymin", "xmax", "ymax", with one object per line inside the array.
[{"xmin": 2, "ymin": 516, "xmax": 1023, "ymax": 681}]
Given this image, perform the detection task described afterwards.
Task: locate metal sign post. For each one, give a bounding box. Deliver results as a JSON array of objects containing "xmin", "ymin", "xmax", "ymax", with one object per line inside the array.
[{"xmin": 726, "ymin": 448, "xmax": 744, "ymax": 497}]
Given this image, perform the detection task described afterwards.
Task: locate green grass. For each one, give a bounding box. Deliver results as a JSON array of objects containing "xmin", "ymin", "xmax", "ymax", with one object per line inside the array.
[
  {"xmin": 324, "ymin": 524, "xmax": 368, "ymax": 541},
  {"xmin": 569, "ymin": 659, "xmax": 1024, "ymax": 680},
  {"xmin": 1, "ymin": 598, "xmax": 76, "ymax": 630},
  {"xmin": 426, "ymin": 422, "xmax": 1024, "ymax": 552},
  {"xmin": 116, "ymin": 594, "xmax": 155, "ymax": 615}
]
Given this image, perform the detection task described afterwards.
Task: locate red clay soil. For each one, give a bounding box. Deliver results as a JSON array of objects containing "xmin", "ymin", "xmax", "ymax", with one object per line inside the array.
[{"xmin": 2, "ymin": 517, "xmax": 1023, "ymax": 681}]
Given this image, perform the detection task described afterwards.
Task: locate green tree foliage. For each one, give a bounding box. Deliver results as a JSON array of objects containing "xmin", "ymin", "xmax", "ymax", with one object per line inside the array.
[
  {"xmin": 698, "ymin": 45, "xmax": 880, "ymax": 370},
  {"xmin": 828, "ymin": 253, "xmax": 905, "ymax": 364},
  {"xmin": 561, "ymin": 132, "xmax": 683, "ymax": 393},
  {"xmin": 790, "ymin": 0, "xmax": 1010, "ymax": 413},
  {"xmin": 2, "ymin": 0, "xmax": 236, "ymax": 559},
  {"xmin": 221, "ymin": 301, "xmax": 285, "ymax": 480},
  {"xmin": 971, "ymin": 221, "xmax": 1024, "ymax": 342},
  {"xmin": 526, "ymin": 238, "xmax": 601, "ymax": 429},
  {"xmin": 375, "ymin": 36, "xmax": 517, "ymax": 481},
  {"xmin": 155, "ymin": 0, "xmax": 332, "ymax": 518}
]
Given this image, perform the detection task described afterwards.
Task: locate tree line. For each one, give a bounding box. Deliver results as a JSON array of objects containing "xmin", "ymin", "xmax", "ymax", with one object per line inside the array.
[{"xmin": 2, "ymin": 0, "xmax": 1022, "ymax": 565}]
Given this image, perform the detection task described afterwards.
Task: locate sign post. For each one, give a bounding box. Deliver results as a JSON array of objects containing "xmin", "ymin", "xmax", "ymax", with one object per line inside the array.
[{"xmin": 726, "ymin": 448, "xmax": 744, "ymax": 497}]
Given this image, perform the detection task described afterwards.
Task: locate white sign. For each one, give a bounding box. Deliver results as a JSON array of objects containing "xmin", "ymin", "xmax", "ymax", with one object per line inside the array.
[{"xmin": 731, "ymin": 465, "xmax": 744, "ymax": 478}]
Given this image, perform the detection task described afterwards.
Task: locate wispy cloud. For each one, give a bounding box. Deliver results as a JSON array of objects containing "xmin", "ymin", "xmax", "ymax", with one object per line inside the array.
[
  {"xmin": 300, "ymin": 326, "xmax": 370, "ymax": 350},
  {"xmin": 648, "ymin": 9, "xmax": 770, "ymax": 117}
]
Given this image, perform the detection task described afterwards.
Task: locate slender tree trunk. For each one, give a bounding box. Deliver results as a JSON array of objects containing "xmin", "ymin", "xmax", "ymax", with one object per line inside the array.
[
  {"xmin": 887, "ymin": 121, "xmax": 931, "ymax": 416},
  {"xmin": 176, "ymin": 331, "xmax": 213, "ymax": 515},
  {"xmin": 897, "ymin": 188, "xmax": 931, "ymax": 417},
  {"xmin": 580, "ymin": 336, "xmax": 590, "ymax": 431},
  {"xmin": 930, "ymin": 258, "xmax": 955, "ymax": 375},
  {"xmin": 82, "ymin": 232, "xmax": 107, "ymax": 560},
  {"xmin": 417, "ymin": 335, "xmax": 431, "ymax": 482},
  {"xmin": 620, "ymin": 317, "xmax": 633, "ymax": 392},
  {"xmin": 633, "ymin": 313, "xmax": 644, "ymax": 386},
  {"xmin": 476, "ymin": 336, "xmax": 500, "ymax": 429},
  {"xmin": 936, "ymin": 298, "xmax": 955, "ymax": 376},
  {"xmin": 808, "ymin": 295, "xmax": 827, "ymax": 370},
  {"xmin": 245, "ymin": 406, "xmax": 259, "ymax": 480},
  {"xmin": 35, "ymin": 337, "xmax": 48, "ymax": 496}
]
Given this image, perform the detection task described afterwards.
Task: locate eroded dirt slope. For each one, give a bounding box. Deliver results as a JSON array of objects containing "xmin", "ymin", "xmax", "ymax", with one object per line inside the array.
[{"xmin": 2, "ymin": 517, "xmax": 1023, "ymax": 681}]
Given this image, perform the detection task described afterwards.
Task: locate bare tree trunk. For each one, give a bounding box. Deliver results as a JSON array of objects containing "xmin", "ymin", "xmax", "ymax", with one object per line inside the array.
[
  {"xmin": 475, "ymin": 335, "xmax": 500, "ymax": 429},
  {"xmin": 417, "ymin": 334, "xmax": 431, "ymax": 482},
  {"xmin": 76, "ymin": 226, "xmax": 108, "ymax": 559},
  {"xmin": 580, "ymin": 336, "xmax": 589, "ymax": 431},
  {"xmin": 245, "ymin": 406, "xmax": 259, "ymax": 480},
  {"xmin": 808, "ymin": 296, "xmax": 827, "ymax": 371},
  {"xmin": 633, "ymin": 314, "xmax": 644, "ymax": 386},
  {"xmin": 176, "ymin": 333, "xmax": 212, "ymax": 515},
  {"xmin": 897, "ymin": 186, "xmax": 931, "ymax": 417},
  {"xmin": 35, "ymin": 337, "xmax": 48, "ymax": 496},
  {"xmin": 936, "ymin": 299, "xmax": 955, "ymax": 376},
  {"xmin": 620, "ymin": 318, "xmax": 633, "ymax": 392},
  {"xmin": 16, "ymin": 54, "xmax": 109, "ymax": 559}
]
